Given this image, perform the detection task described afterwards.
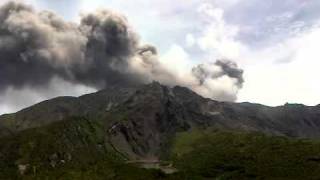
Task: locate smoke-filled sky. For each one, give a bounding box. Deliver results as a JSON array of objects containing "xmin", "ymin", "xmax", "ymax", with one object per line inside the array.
[{"xmin": 1, "ymin": 0, "xmax": 320, "ymax": 114}]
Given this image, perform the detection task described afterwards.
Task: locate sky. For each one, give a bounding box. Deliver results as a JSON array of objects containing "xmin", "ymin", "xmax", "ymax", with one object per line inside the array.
[{"xmin": 1, "ymin": 0, "xmax": 320, "ymax": 114}]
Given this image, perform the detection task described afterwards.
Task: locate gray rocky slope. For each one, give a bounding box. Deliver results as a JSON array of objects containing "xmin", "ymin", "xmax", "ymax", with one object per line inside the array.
[{"xmin": 1, "ymin": 82, "xmax": 320, "ymax": 158}]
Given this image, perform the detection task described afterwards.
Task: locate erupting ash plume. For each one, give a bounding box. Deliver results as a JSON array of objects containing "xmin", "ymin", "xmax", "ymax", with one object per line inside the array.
[
  {"xmin": 0, "ymin": 1, "xmax": 244, "ymax": 112},
  {"xmin": 191, "ymin": 60, "xmax": 244, "ymax": 101},
  {"xmin": 0, "ymin": 2, "xmax": 143, "ymax": 91}
]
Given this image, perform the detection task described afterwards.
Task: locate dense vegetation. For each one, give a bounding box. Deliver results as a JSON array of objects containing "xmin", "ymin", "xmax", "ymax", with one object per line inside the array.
[
  {"xmin": 171, "ymin": 129, "xmax": 320, "ymax": 179},
  {"xmin": 0, "ymin": 117, "xmax": 184, "ymax": 179},
  {"xmin": 2, "ymin": 117, "xmax": 320, "ymax": 179}
]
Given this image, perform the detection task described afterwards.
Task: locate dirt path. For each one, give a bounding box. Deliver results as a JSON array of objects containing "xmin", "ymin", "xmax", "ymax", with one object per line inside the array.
[{"xmin": 126, "ymin": 160, "xmax": 178, "ymax": 174}]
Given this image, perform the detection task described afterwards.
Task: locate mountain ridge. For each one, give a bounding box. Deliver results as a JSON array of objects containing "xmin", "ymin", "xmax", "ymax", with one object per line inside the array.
[
  {"xmin": 2, "ymin": 82, "xmax": 320, "ymax": 179},
  {"xmin": 1, "ymin": 82, "xmax": 320, "ymax": 140}
]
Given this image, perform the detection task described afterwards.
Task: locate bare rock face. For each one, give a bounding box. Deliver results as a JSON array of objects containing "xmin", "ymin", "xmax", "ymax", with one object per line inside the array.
[
  {"xmin": 107, "ymin": 82, "xmax": 193, "ymax": 159},
  {"xmin": 103, "ymin": 82, "xmax": 320, "ymax": 158},
  {"xmin": 1, "ymin": 82, "xmax": 320, "ymax": 158}
]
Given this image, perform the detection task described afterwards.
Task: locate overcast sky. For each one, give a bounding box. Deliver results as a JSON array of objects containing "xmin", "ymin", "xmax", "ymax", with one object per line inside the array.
[{"xmin": 1, "ymin": 0, "xmax": 320, "ymax": 114}]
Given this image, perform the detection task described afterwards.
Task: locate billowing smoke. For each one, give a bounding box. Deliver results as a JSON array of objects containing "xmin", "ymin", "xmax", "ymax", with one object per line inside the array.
[
  {"xmin": 0, "ymin": 2, "xmax": 87, "ymax": 90},
  {"xmin": 191, "ymin": 60, "xmax": 244, "ymax": 101},
  {"xmin": 0, "ymin": 2, "xmax": 145, "ymax": 92},
  {"xmin": 0, "ymin": 1, "xmax": 244, "ymax": 113}
]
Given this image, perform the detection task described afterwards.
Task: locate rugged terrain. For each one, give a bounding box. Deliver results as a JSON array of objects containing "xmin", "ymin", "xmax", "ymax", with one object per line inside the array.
[{"xmin": 1, "ymin": 82, "xmax": 320, "ymax": 179}]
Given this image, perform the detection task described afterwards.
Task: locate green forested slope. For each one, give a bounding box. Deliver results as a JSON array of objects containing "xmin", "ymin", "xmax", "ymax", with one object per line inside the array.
[
  {"xmin": 172, "ymin": 129, "xmax": 320, "ymax": 179},
  {"xmin": 2, "ymin": 117, "xmax": 320, "ymax": 179}
]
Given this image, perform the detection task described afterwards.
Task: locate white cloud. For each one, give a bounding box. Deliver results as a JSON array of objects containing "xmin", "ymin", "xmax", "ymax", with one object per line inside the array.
[
  {"xmin": 175, "ymin": 1, "xmax": 320, "ymax": 106},
  {"xmin": 193, "ymin": 74, "xmax": 239, "ymax": 101},
  {"xmin": 186, "ymin": 33, "xmax": 196, "ymax": 47},
  {"xmin": 190, "ymin": 3, "xmax": 246, "ymax": 62},
  {"xmin": 238, "ymin": 25, "xmax": 320, "ymax": 106},
  {"xmin": 0, "ymin": 78, "xmax": 96, "ymax": 114},
  {"xmin": 160, "ymin": 44, "xmax": 194, "ymax": 77}
]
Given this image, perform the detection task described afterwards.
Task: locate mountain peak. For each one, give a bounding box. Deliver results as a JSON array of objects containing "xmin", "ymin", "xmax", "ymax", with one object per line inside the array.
[
  {"xmin": 1, "ymin": 82, "xmax": 320, "ymax": 146},
  {"xmin": 1, "ymin": 82, "xmax": 320, "ymax": 179}
]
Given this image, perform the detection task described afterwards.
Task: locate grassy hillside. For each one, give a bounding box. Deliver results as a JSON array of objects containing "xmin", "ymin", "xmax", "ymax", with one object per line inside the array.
[
  {"xmin": 0, "ymin": 117, "xmax": 181, "ymax": 179},
  {"xmin": 171, "ymin": 128, "xmax": 320, "ymax": 179},
  {"xmin": 2, "ymin": 117, "xmax": 320, "ymax": 179}
]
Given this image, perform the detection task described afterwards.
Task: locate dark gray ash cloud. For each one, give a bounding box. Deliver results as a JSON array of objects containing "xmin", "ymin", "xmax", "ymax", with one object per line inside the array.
[
  {"xmin": 191, "ymin": 59, "xmax": 244, "ymax": 101},
  {"xmin": 192, "ymin": 59, "xmax": 244, "ymax": 88},
  {"xmin": 0, "ymin": 2, "xmax": 144, "ymax": 92},
  {"xmin": 0, "ymin": 1, "xmax": 245, "ymax": 114},
  {"xmin": 214, "ymin": 60, "xmax": 244, "ymax": 88}
]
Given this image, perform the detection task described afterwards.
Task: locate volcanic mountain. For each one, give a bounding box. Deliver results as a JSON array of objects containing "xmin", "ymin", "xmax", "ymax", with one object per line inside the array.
[{"xmin": 1, "ymin": 82, "xmax": 320, "ymax": 179}]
